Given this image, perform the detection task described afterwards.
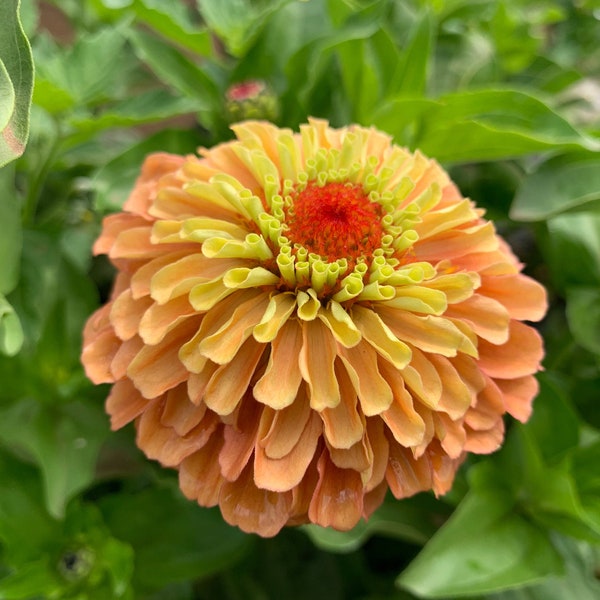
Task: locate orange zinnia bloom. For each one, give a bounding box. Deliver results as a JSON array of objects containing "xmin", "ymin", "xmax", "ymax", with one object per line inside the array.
[{"xmin": 82, "ymin": 119, "xmax": 547, "ymax": 536}]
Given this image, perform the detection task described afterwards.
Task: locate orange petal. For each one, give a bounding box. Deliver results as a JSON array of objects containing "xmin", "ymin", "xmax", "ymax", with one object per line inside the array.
[
  {"xmin": 479, "ymin": 273, "xmax": 547, "ymax": 322},
  {"xmin": 320, "ymin": 362, "xmax": 365, "ymax": 449},
  {"xmin": 299, "ymin": 319, "xmax": 340, "ymax": 411},
  {"xmin": 308, "ymin": 451, "xmax": 364, "ymax": 531},
  {"xmin": 160, "ymin": 383, "xmax": 208, "ymax": 436},
  {"xmin": 464, "ymin": 419, "xmax": 505, "ymax": 454},
  {"xmin": 219, "ymin": 396, "xmax": 262, "ymax": 481},
  {"xmin": 219, "ymin": 463, "xmax": 293, "ymax": 537},
  {"xmin": 465, "ymin": 376, "xmax": 505, "ymax": 431},
  {"xmin": 428, "ymin": 354, "xmax": 473, "ymax": 419},
  {"xmin": 110, "ymin": 290, "xmax": 153, "ymax": 341},
  {"xmin": 445, "ymin": 294, "xmax": 510, "ymax": 344},
  {"xmin": 386, "ymin": 441, "xmax": 433, "ymax": 499},
  {"xmin": 204, "ymin": 339, "xmax": 265, "ymax": 415},
  {"xmin": 338, "ymin": 341, "xmax": 393, "ymax": 417},
  {"xmin": 129, "ymin": 250, "xmax": 191, "ymax": 299},
  {"xmin": 328, "ymin": 434, "xmax": 373, "ymax": 478},
  {"xmin": 254, "ymin": 411, "xmax": 322, "ymax": 492},
  {"xmin": 127, "ymin": 318, "xmax": 200, "ymax": 398},
  {"xmin": 401, "ymin": 346, "xmax": 442, "ymax": 410},
  {"xmin": 364, "ymin": 418, "xmax": 389, "ymax": 492},
  {"xmin": 496, "ymin": 375, "xmax": 539, "ymax": 422},
  {"xmin": 478, "ymin": 320, "xmax": 544, "ymax": 379},
  {"xmin": 254, "ymin": 320, "xmax": 303, "ymax": 409},
  {"xmin": 94, "ymin": 213, "xmax": 149, "ymax": 255},
  {"xmin": 428, "ymin": 440, "xmax": 461, "ymax": 496},
  {"xmin": 138, "ymin": 295, "xmax": 197, "ymax": 345},
  {"xmin": 178, "ymin": 430, "xmax": 225, "ymax": 507},
  {"xmin": 259, "ymin": 385, "xmax": 311, "ymax": 459},
  {"xmin": 187, "ymin": 362, "xmax": 219, "ymax": 405},
  {"xmin": 110, "ymin": 335, "xmax": 144, "ymax": 380},
  {"xmin": 379, "ymin": 360, "xmax": 426, "ymax": 447},
  {"xmin": 81, "ymin": 326, "xmax": 121, "ymax": 384},
  {"xmin": 434, "ymin": 413, "xmax": 467, "ymax": 459},
  {"xmin": 105, "ymin": 378, "xmax": 150, "ymax": 430}
]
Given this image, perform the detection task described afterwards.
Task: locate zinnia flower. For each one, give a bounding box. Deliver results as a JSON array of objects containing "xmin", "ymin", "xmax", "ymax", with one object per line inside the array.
[{"xmin": 82, "ymin": 119, "xmax": 547, "ymax": 536}]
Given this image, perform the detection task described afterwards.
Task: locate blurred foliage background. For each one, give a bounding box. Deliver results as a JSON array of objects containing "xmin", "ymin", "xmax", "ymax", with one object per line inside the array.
[{"xmin": 1, "ymin": 0, "xmax": 600, "ymax": 598}]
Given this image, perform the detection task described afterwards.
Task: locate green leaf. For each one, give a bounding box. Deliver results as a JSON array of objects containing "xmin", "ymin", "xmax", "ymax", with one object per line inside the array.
[
  {"xmin": 99, "ymin": 483, "xmax": 250, "ymax": 589},
  {"xmin": 511, "ymin": 152, "xmax": 600, "ymax": 221},
  {"xmin": 566, "ymin": 287, "xmax": 600, "ymax": 356},
  {"xmin": 0, "ymin": 164, "xmax": 22, "ymax": 295},
  {"xmin": 0, "ymin": 293, "xmax": 24, "ymax": 356},
  {"xmin": 397, "ymin": 483, "xmax": 563, "ymax": 598},
  {"xmin": 0, "ymin": 0, "xmax": 34, "ymax": 166},
  {"xmin": 411, "ymin": 89, "xmax": 599, "ymax": 163},
  {"xmin": 0, "ymin": 399, "xmax": 109, "ymax": 519}
]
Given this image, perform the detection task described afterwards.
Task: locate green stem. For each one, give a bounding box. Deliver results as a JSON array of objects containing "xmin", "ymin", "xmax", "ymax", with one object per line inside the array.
[{"xmin": 22, "ymin": 124, "xmax": 62, "ymax": 226}]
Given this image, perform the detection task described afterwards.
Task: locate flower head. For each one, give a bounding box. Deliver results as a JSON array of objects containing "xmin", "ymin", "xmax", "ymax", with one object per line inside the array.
[{"xmin": 82, "ymin": 119, "xmax": 547, "ymax": 536}]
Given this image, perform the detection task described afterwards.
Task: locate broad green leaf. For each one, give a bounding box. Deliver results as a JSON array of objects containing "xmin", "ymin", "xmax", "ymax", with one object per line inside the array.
[
  {"xmin": 397, "ymin": 484, "xmax": 563, "ymax": 598},
  {"xmin": 305, "ymin": 494, "xmax": 448, "ymax": 553},
  {"xmin": 0, "ymin": 164, "xmax": 22, "ymax": 294},
  {"xmin": 410, "ymin": 89, "xmax": 599, "ymax": 163},
  {"xmin": 127, "ymin": 29, "xmax": 221, "ymax": 130},
  {"xmin": 99, "ymin": 483, "xmax": 250, "ymax": 589},
  {"xmin": 544, "ymin": 212, "xmax": 600, "ymax": 289},
  {"xmin": 511, "ymin": 152, "xmax": 600, "ymax": 221},
  {"xmin": 0, "ymin": 399, "xmax": 109, "ymax": 519},
  {"xmin": 69, "ymin": 90, "xmax": 200, "ymax": 134},
  {"xmin": 197, "ymin": 0, "xmax": 295, "ymax": 58},
  {"xmin": 0, "ymin": 0, "xmax": 34, "ymax": 167},
  {"xmin": 0, "ymin": 293, "xmax": 24, "ymax": 356},
  {"xmin": 566, "ymin": 287, "xmax": 600, "ymax": 356}
]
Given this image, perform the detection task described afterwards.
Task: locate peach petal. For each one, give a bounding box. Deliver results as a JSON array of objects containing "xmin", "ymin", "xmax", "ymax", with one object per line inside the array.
[
  {"xmin": 219, "ymin": 463, "xmax": 293, "ymax": 537},
  {"xmin": 81, "ymin": 327, "xmax": 121, "ymax": 384},
  {"xmin": 417, "ymin": 198, "xmax": 479, "ymax": 239},
  {"xmin": 320, "ymin": 362, "xmax": 365, "ymax": 449},
  {"xmin": 127, "ymin": 318, "xmax": 200, "ymax": 398},
  {"xmin": 364, "ymin": 418, "xmax": 389, "ymax": 492},
  {"xmin": 363, "ymin": 481, "xmax": 388, "ymax": 519},
  {"xmin": 108, "ymin": 226, "xmax": 162, "ymax": 260},
  {"xmin": 219, "ymin": 396, "xmax": 262, "ymax": 481},
  {"xmin": 138, "ymin": 296, "xmax": 197, "ymax": 345},
  {"xmin": 94, "ymin": 213, "xmax": 150, "ymax": 255},
  {"xmin": 434, "ymin": 413, "xmax": 467, "ymax": 459},
  {"xmin": 105, "ymin": 378, "xmax": 150, "ymax": 430},
  {"xmin": 464, "ymin": 419, "xmax": 505, "ymax": 454},
  {"xmin": 308, "ymin": 451, "xmax": 364, "ymax": 531},
  {"xmin": 254, "ymin": 320, "xmax": 303, "ymax": 409},
  {"xmin": 496, "ymin": 375, "xmax": 539, "ymax": 422},
  {"xmin": 129, "ymin": 250, "xmax": 191, "ymax": 299},
  {"xmin": 414, "ymin": 221, "xmax": 498, "ymax": 262},
  {"xmin": 465, "ymin": 376, "xmax": 505, "ymax": 431},
  {"xmin": 160, "ymin": 383, "xmax": 208, "ymax": 436},
  {"xmin": 479, "ymin": 273, "xmax": 547, "ymax": 322},
  {"xmin": 110, "ymin": 335, "xmax": 144, "ymax": 380},
  {"xmin": 377, "ymin": 306, "xmax": 476, "ymax": 358},
  {"xmin": 203, "ymin": 339, "xmax": 265, "ymax": 415},
  {"xmin": 259, "ymin": 385, "xmax": 311, "ymax": 459},
  {"xmin": 254, "ymin": 411, "xmax": 322, "ymax": 492},
  {"xmin": 423, "ymin": 272, "xmax": 480, "ymax": 304},
  {"xmin": 151, "ymin": 185, "xmax": 239, "ymax": 221},
  {"xmin": 379, "ymin": 360, "xmax": 426, "ymax": 447},
  {"xmin": 328, "ymin": 434, "xmax": 373, "ymax": 476},
  {"xmin": 198, "ymin": 293, "xmax": 270, "ymax": 364},
  {"xmin": 110, "ymin": 290, "xmax": 153, "ymax": 341},
  {"xmin": 428, "ymin": 441, "xmax": 461, "ymax": 496},
  {"xmin": 401, "ymin": 346, "xmax": 442, "ymax": 409},
  {"xmin": 445, "ymin": 294, "xmax": 510, "ymax": 344},
  {"xmin": 478, "ymin": 320, "xmax": 544, "ymax": 379},
  {"xmin": 428, "ymin": 354, "xmax": 473, "ymax": 419},
  {"xmin": 338, "ymin": 341, "xmax": 393, "ymax": 417},
  {"xmin": 450, "ymin": 353, "xmax": 487, "ymax": 397},
  {"xmin": 386, "ymin": 441, "xmax": 433, "ymax": 498},
  {"xmin": 299, "ymin": 319, "xmax": 340, "ymax": 411},
  {"xmin": 178, "ymin": 431, "xmax": 225, "ymax": 506},
  {"xmin": 136, "ymin": 399, "xmax": 211, "ymax": 467},
  {"xmin": 187, "ymin": 362, "xmax": 219, "ymax": 405}
]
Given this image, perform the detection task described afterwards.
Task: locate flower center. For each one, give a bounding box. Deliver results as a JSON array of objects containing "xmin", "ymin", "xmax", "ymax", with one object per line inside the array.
[{"xmin": 285, "ymin": 182, "xmax": 383, "ymax": 263}]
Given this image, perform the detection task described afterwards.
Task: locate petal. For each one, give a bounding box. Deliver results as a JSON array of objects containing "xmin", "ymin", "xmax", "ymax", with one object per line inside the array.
[
  {"xmin": 105, "ymin": 378, "xmax": 150, "ymax": 430},
  {"xmin": 219, "ymin": 463, "xmax": 293, "ymax": 537},
  {"xmin": 428, "ymin": 354, "xmax": 474, "ymax": 419},
  {"xmin": 254, "ymin": 411, "xmax": 322, "ymax": 492},
  {"xmin": 138, "ymin": 295, "xmax": 197, "ymax": 345},
  {"xmin": 478, "ymin": 320, "xmax": 544, "ymax": 379},
  {"xmin": 254, "ymin": 320, "xmax": 303, "ymax": 409},
  {"xmin": 81, "ymin": 327, "xmax": 121, "ymax": 384},
  {"xmin": 464, "ymin": 419, "xmax": 505, "ymax": 454},
  {"xmin": 496, "ymin": 375, "xmax": 539, "ymax": 422},
  {"xmin": 445, "ymin": 294, "xmax": 510, "ymax": 344},
  {"xmin": 401, "ymin": 346, "xmax": 442, "ymax": 410},
  {"xmin": 204, "ymin": 339, "xmax": 266, "ymax": 415},
  {"xmin": 178, "ymin": 431, "xmax": 225, "ymax": 507},
  {"xmin": 386, "ymin": 441, "xmax": 433, "ymax": 499},
  {"xmin": 308, "ymin": 451, "xmax": 364, "ymax": 531},
  {"xmin": 364, "ymin": 418, "xmax": 389, "ymax": 492},
  {"xmin": 110, "ymin": 290, "xmax": 153, "ymax": 341},
  {"xmin": 110, "ymin": 335, "xmax": 144, "ymax": 380},
  {"xmin": 320, "ymin": 362, "xmax": 365, "ymax": 449},
  {"xmin": 127, "ymin": 317, "xmax": 200, "ymax": 398},
  {"xmin": 434, "ymin": 413, "xmax": 466, "ymax": 459},
  {"xmin": 299, "ymin": 319, "xmax": 340, "ymax": 411},
  {"xmin": 129, "ymin": 250, "xmax": 191, "ymax": 299},
  {"xmin": 465, "ymin": 376, "xmax": 505, "ymax": 431},
  {"xmin": 379, "ymin": 360, "xmax": 426, "ymax": 447},
  {"xmin": 338, "ymin": 342, "xmax": 393, "ymax": 417},
  {"xmin": 160, "ymin": 383, "xmax": 208, "ymax": 436}
]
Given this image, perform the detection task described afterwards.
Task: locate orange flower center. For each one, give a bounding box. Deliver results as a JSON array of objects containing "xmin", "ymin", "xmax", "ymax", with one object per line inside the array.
[{"xmin": 285, "ymin": 182, "xmax": 383, "ymax": 263}]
